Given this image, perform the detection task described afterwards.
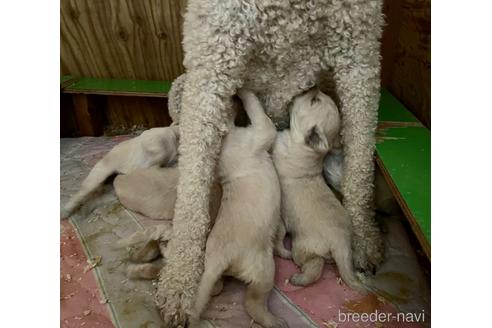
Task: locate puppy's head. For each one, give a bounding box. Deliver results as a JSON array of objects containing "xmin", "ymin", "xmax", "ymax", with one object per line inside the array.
[{"xmin": 290, "ymin": 87, "xmax": 340, "ymax": 154}]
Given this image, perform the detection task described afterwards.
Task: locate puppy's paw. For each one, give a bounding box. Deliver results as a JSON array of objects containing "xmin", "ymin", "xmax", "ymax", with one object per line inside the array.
[
  {"xmin": 130, "ymin": 239, "xmax": 162, "ymax": 263},
  {"xmin": 126, "ymin": 263, "xmax": 160, "ymax": 280},
  {"xmin": 236, "ymin": 88, "xmax": 255, "ymax": 100},
  {"xmin": 289, "ymin": 273, "xmax": 309, "ymax": 286},
  {"xmin": 274, "ymin": 247, "xmax": 292, "ymax": 260}
]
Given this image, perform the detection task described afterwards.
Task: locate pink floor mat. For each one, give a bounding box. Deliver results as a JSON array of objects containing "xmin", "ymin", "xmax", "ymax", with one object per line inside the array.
[{"xmin": 60, "ymin": 135, "xmax": 430, "ymax": 328}]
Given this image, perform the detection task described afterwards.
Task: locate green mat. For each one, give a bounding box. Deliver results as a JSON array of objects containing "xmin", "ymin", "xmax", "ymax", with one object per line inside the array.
[{"xmin": 61, "ymin": 76, "xmax": 171, "ymax": 96}]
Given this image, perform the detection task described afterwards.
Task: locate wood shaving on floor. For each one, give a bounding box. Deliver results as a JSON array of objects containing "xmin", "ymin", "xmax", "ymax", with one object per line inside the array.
[
  {"xmin": 84, "ymin": 256, "xmax": 102, "ymax": 273},
  {"xmin": 322, "ymin": 320, "xmax": 338, "ymax": 328}
]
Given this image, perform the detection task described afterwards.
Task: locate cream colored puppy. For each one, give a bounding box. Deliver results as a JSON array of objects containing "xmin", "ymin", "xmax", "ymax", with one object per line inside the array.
[
  {"xmin": 190, "ymin": 89, "xmax": 286, "ymax": 328},
  {"xmin": 114, "ymin": 166, "xmax": 179, "ymax": 220},
  {"xmin": 61, "ymin": 126, "xmax": 179, "ymax": 218},
  {"xmin": 273, "ymin": 88, "xmax": 366, "ymax": 293}
]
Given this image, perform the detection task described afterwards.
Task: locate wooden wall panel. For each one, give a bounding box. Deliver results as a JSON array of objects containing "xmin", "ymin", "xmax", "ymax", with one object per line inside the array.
[
  {"xmin": 60, "ymin": 0, "xmax": 430, "ymax": 132},
  {"xmin": 104, "ymin": 96, "xmax": 172, "ymax": 134},
  {"xmin": 61, "ymin": 0, "xmax": 186, "ymax": 81},
  {"xmin": 381, "ymin": 0, "xmax": 431, "ymax": 128}
]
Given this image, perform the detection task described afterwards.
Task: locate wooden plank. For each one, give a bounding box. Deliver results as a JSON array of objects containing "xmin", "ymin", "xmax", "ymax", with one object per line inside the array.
[
  {"xmin": 376, "ymin": 88, "xmax": 431, "ymax": 258},
  {"xmin": 375, "ymin": 125, "xmax": 431, "ymax": 257},
  {"xmin": 72, "ymin": 94, "xmax": 104, "ymax": 136},
  {"xmin": 60, "ymin": 0, "xmax": 186, "ymax": 81},
  {"xmin": 64, "ymin": 77, "xmax": 171, "ymax": 97},
  {"xmin": 60, "ymin": 75, "xmax": 78, "ymax": 89},
  {"xmin": 104, "ymin": 96, "xmax": 172, "ymax": 133},
  {"xmin": 376, "ymin": 155, "xmax": 430, "ymax": 259},
  {"xmin": 381, "ymin": 0, "xmax": 404, "ymax": 86},
  {"xmin": 383, "ymin": 0, "xmax": 431, "ymax": 128},
  {"xmin": 60, "ymin": 93, "xmax": 79, "ymax": 137},
  {"xmin": 378, "ymin": 89, "xmax": 420, "ymax": 123}
]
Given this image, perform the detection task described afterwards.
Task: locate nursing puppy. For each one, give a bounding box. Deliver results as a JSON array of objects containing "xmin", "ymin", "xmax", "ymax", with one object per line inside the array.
[
  {"xmin": 190, "ymin": 89, "xmax": 286, "ymax": 328},
  {"xmin": 273, "ymin": 88, "xmax": 366, "ymax": 293},
  {"xmin": 324, "ymin": 153, "xmax": 400, "ymax": 215},
  {"xmin": 114, "ymin": 167, "xmax": 179, "ymax": 220},
  {"xmin": 114, "ymin": 166, "xmax": 222, "ymax": 221},
  {"xmin": 61, "ymin": 126, "xmax": 179, "ymax": 218}
]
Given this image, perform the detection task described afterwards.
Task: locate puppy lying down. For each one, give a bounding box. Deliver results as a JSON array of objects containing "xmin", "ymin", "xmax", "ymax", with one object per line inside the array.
[
  {"xmin": 114, "ymin": 166, "xmax": 222, "ymax": 221},
  {"xmin": 273, "ymin": 88, "xmax": 366, "ymax": 293},
  {"xmin": 115, "ymin": 166, "xmax": 223, "ymax": 278},
  {"xmin": 61, "ymin": 125, "xmax": 179, "ymax": 218}
]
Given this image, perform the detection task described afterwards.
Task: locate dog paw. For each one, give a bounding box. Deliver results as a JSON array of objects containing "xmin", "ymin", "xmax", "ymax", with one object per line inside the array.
[
  {"xmin": 130, "ymin": 240, "xmax": 162, "ymax": 263},
  {"xmin": 289, "ymin": 273, "xmax": 308, "ymax": 286},
  {"xmin": 126, "ymin": 263, "xmax": 161, "ymax": 280},
  {"xmin": 155, "ymin": 283, "xmax": 190, "ymax": 328},
  {"xmin": 275, "ymin": 248, "xmax": 292, "ymax": 260},
  {"xmin": 158, "ymin": 302, "xmax": 188, "ymax": 328},
  {"xmin": 352, "ymin": 231, "xmax": 384, "ymax": 274}
]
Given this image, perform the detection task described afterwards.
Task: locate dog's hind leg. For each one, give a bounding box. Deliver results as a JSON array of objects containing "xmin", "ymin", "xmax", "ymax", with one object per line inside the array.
[
  {"xmin": 274, "ymin": 223, "xmax": 291, "ymax": 259},
  {"xmin": 62, "ymin": 160, "xmax": 115, "ymax": 218},
  {"xmin": 156, "ymin": 69, "xmax": 249, "ymax": 325},
  {"xmin": 332, "ymin": 244, "xmax": 367, "ymax": 294},
  {"xmin": 244, "ymin": 256, "xmax": 287, "ymax": 328},
  {"xmin": 189, "ymin": 256, "xmax": 227, "ymax": 328},
  {"xmin": 237, "ymin": 88, "xmax": 277, "ymax": 148},
  {"xmin": 289, "ymin": 256, "xmax": 324, "ymax": 287}
]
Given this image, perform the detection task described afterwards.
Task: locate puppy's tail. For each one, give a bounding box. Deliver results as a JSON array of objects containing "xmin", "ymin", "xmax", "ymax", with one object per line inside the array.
[
  {"xmin": 61, "ymin": 161, "xmax": 115, "ymax": 218},
  {"xmin": 333, "ymin": 244, "xmax": 367, "ymax": 294}
]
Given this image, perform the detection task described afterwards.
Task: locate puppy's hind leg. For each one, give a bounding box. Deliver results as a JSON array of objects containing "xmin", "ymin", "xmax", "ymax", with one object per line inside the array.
[
  {"xmin": 189, "ymin": 257, "xmax": 227, "ymax": 328},
  {"xmin": 237, "ymin": 89, "xmax": 277, "ymax": 148},
  {"xmin": 211, "ymin": 277, "xmax": 224, "ymax": 296},
  {"xmin": 274, "ymin": 223, "xmax": 292, "ymax": 259},
  {"xmin": 244, "ymin": 257, "xmax": 288, "ymax": 328},
  {"xmin": 332, "ymin": 245, "xmax": 367, "ymax": 294},
  {"xmin": 290, "ymin": 256, "xmax": 324, "ymax": 287},
  {"xmin": 62, "ymin": 160, "xmax": 115, "ymax": 218}
]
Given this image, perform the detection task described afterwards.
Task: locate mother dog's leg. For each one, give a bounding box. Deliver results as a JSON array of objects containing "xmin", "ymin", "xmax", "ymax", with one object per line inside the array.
[
  {"xmin": 155, "ymin": 3, "xmax": 255, "ymax": 321},
  {"xmin": 331, "ymin": 1, "xmax": 385, "ymax": 273},
  {"xmin": 155, "ymin": 68, "xmax": 242, "ymax": 326}
]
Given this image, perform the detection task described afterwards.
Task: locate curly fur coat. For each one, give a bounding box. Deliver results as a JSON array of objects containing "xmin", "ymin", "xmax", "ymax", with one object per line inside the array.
[{"xmin": 158, "ymin": 1, "xmax": 385, "ymax": 325}]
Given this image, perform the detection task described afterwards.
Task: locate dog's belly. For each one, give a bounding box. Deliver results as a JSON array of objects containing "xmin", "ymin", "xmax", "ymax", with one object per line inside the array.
[{"xmin": 243, "ymin": 51, "xmax": 327, "ymax": 128}]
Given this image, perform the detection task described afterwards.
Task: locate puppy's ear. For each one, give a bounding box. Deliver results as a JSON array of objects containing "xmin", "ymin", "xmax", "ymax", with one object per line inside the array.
[
  {"xmin": 305, "ymin": 126, "xmax": 329, "ymax": 153},
  {"xmin": 332, "ymin": 133, "xmax": 342, "ymax": 150}
]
